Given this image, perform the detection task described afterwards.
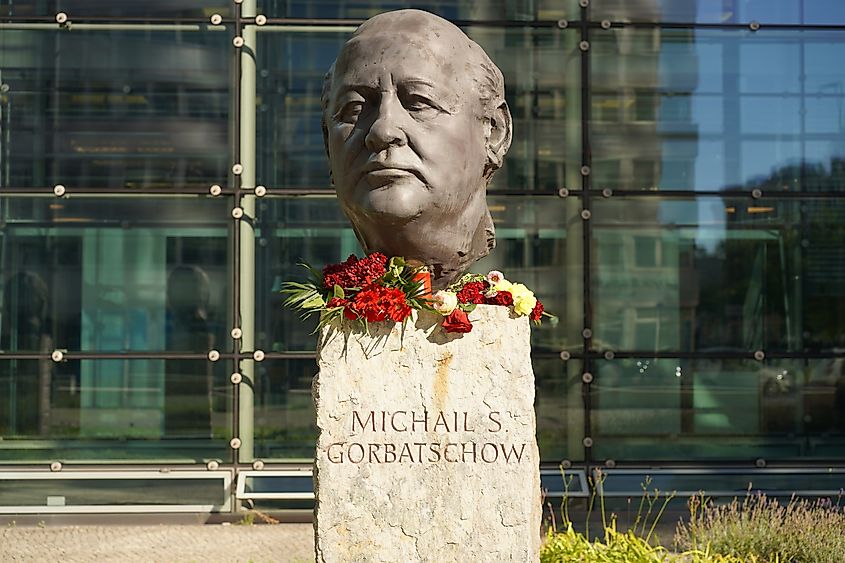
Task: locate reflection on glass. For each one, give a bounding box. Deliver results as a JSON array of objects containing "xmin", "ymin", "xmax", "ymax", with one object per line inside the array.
[
  {"xmin": 256, "ymin": 27, "xmax": 580, "ymax": 192},
  {"xmin": 0, "ymin": 30, "xmax": 229, "ymax": 188},
  {"xmin": 257, "ymin": 0, "xmax": 577, "ymax": 20},
  {"xmin": 592, "ymin": 358, "xmax": 845, "ymax": 461},
  {"xmin": 256, "ymin": 196, "xmax": 582, "ymax": 353},
  {"xmin": 0, "ymin": 196, "xmax": 229, "ymax": 352},
  {"xmin": 591, "ymin": 28, "xmax": 845, "ymax": 192},
  {"xmin": 0, "ymin": 359, "xmax": 231, "ymax": 461},
  {"xmin": 592, "ymin": 0, "xmax": 845, "ymax": 25},
  {"xmin": 535, "ymin": 359, "xmax": 583, "ymax": 462},
  {"xmin": 592, "ymin": 197, "xmax": 845, "ymax": 353},
  {"xmin": 3, "ymin": 1, "xmax": 232, "ymax": 17},
  {"xmin": 253, "ymin": 359, "xmax": 318, "ymax": 460}
]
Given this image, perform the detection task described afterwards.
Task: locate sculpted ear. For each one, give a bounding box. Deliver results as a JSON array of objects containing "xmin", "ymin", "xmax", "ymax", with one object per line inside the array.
[{"xmin": 485, "ymin": 100, "xmax": 512, "ymax": 171}]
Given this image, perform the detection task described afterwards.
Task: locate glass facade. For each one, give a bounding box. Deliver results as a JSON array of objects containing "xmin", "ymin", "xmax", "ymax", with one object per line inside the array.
[{"xmin": 1, "ymin": 0, "xmax": 844, "ymax": 512}]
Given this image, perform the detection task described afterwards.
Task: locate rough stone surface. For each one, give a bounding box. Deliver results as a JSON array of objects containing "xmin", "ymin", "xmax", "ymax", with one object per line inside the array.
[{"xmin": 313, "ymin": 305, "xmax": 541, "ymax": 562}]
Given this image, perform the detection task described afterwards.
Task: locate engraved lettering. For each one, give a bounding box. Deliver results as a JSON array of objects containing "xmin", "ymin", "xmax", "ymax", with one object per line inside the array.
[
  {"xmin": 383, "ymin": 443, "xmax": 397, "ymax": 463},
  {"xmin": 369, "ymin": 442, "xmax": 382, "ymax": 463},
  {"xmin": 391, "ymin": 411, "xmax": 407, "ymax": 432},
  {"xmin": 412, "ymin": 410, "xmax": 428, "ymax": 432},
  {"xmin": 462, "ymin": 412, "xmax": 475, "ymax": 432},
  {"xmin": 428, "ymin": 443, "xmax": 442, "ymax": 462},
  {"xmin": 501, "ymin": 443, "xmax": 527, "ymax": 463},
  {"xmin": 352, "ymin": 411, "xmax": 375, "ymax": 432},
  {"xmin": 433, "ymin": 412, "xmax": 449, "ymax": 432},
  {"xmin": 481, "ymin": 443, "xmax": 498, "ymax": 463},
  {"xmin": 487, "ymin": 411, "xmax": 502, "ymax": 432},
  {"xmin": 444, "ymin": 443, "xmax": 458, "ymax": 462},
  {"xmin": 414, "ymin": 442, "xmax": 426, "ymax": 462},
  {"xmin": 327, "ymin": 442, "xmax": 344, "ymax": 463},
  {"xmin": 461, "ymin": 441, "xmax": 477, "ymax": 463}
]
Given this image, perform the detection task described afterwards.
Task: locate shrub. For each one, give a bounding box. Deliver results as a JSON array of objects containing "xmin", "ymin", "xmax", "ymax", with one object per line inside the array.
[{"xmin": 675, "ymin": 493, "xmax": 845, "ymax": 563}]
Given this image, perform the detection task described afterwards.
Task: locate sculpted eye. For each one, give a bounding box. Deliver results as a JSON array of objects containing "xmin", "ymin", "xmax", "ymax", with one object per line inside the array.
[
  {"xmin": 403, "ymin": 95, "xmax": 440, "ymax": 117},
  {"xmin": 335, "ymin": 100, "xmax": 365, "ymax": 124}
]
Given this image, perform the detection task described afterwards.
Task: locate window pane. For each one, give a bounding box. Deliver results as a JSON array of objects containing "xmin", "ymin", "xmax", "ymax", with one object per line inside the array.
[
  {"xmin": 256, "ymin": 0, "xmax": 578, "ymax": 20},
  {"xmin": 536, "ymin": 358, "xmax": 583, "ymax": 463},
  {"xmin": 3, "ymin": 1, "xmax": 233, "ymax": 18},
  {"xmin": 255, "ymin": 26, "xmax": 580, "ymax": 192},
  {"xmin": 253, "ymin": 359, "xmax": 318, "ymax": 460},
  {"xmin": 592, "ymin": 197, "xmax": 845, "ymax": 354},
  {"xmin": 591, "ymin": 0, "xmax": 845, "ymax": 25},
  {"xmin": 591, "ymin": 358, "xmax": 845, "ymax": 462},
  {"xmin": 0, "ymin": 28, "xmax": 230, "ymax": 189},
  {"xmin": 256, "ymin": 195, "xmax": 582, "ymax": 353},
  {"xmin": 591, "ymin": 28, "xmax": 845, "ymax": 192},
  {"xmin": 0, "ymin": 359, "xmax": 231, "ymax": 461},
  {"xmin": 0, "ymin": 196, "xmax": 230, "ymax": 352}
]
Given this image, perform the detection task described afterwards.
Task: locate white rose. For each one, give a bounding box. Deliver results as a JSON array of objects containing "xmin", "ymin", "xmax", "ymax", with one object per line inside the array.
[{"xmin": 431, "ymin": 290, "xmax": 458, "ymax": 315}]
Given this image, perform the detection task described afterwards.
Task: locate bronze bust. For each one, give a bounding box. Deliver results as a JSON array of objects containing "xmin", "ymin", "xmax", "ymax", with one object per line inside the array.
[{"xmin": 321, "ymin": 9, "xmax": 512, "ymax": 288}]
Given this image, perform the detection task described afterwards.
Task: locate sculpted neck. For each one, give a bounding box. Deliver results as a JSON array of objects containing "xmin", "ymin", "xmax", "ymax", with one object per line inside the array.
[{"xmin": 348, "ymin": 197, "xmax": 495, "ymax": 289}]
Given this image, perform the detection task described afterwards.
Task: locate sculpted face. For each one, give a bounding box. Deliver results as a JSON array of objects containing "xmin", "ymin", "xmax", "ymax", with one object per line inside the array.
[
  {"xmin": 327, "ymin": 31, "xmax": 487, "ymax": 222},
  {"xmin": 322, "ymin": 10, "xmax": 511, "ymax": 287}
]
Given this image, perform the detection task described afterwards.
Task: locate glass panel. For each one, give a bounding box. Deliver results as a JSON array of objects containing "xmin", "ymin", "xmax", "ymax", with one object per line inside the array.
[
  {"xmin": 0, "ymin": 28, "xmax": 230, "ymax": 189},
  {"xmin": 256, "ymin": 195, "xmax": 582, "ymax": 353},
  {"xmin": 255, "ymin": 26, "xmax": 579, "ymax": 192},
  {"xmin": 257, "ymin": 0, "xmax": 578, "ymax": 20},
  {"xmin": 0, "ymin": 477, "xmax": 227, "ymax": 507},
  {"xmin": 2, "ymin": 1, "xmax": 231, "ymax": 18},
  {"xmin": 0, "ymin": 196, "xmax": 230, "ymax": 352},
  {"xmin": 592, "ymin": 197, "xmax": 845, "ymax": 354},
  {"xmin": 591, "ymin": 358, "xmax": 845, "ymax": 462},
  {"xmin": 590, "ymin": 28, "xmax": 845, "ymax": 192},
  {"xmin": 535, "ymin": 358, "xmax": 583, "ymax": 462},
  {"xmin": 253, "ymin": 359, "xmax": 318, "ymax": 460},
  {"xmin": 591, "ymin": 0, "xmax": 845, "ymax": 25},
  {"xmin": 0, "ymin": 359, "xmax": 231, "ymax": 461}
]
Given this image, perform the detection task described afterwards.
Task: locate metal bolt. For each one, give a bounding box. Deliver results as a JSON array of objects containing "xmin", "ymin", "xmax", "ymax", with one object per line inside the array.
[
  {"xmin": 231, "ymin": 327, "xmax": 243, "ymax": 339},
  {"xmin": 600, "ymin": 20, "xmax": 611, "ymax": 29},
  {"xmin": 209, "ymin": 184, "xmax": 222, "ymax": 196},
  {"xmin": 557, "ymin": 187, "xmax": 569, "ymax": 198},
  {"xmin": 230, "ymin": 372, "xmax": 243, "ymax": 384},
  {"xmin": 208, "ymin": 349, "xmax": 221, "ymax": 362},
  {"xmin": 254, "ymin": 185, "xmax": 267, "ymax": 197},
  {"xmin": 755, "ymin": 458, "xmax": 766, "ymax": 468},
  {"xmin": 751, "ymin": 188, "xmax": 762, "ymax": 199},
  {"xmin": 583, "ymin": 437, "xmax": 593, "ymax": 448},
  {"xmin": 233, "ymin": 36, "xmax": 244, "ymax": 48},
  {"xmin": 605, "ymin": 459, "xmax": 617, "ymax": 468},
  {"xmin": 253, "ymin": 350, "xmax": 265, "ymax": 362},
  {"xmin": 561, "ymin": 459, "xmax": 572, "ymax": 469},
  {"xmin": 51, "ymin": 350, "xmax": 64, "ymax": 362},
  {"xmin": 210, "ymin": 13, "xmax": 222, "ymax": 25},
  {"xmin": 580, "ymin": 209, "xmax": 592, "ymax": 220},
  {"xmin": 252, "ymin": 460, "xmax": 265, "ymax": 470},
  {"xmin": 50, "ymin": 461, "xmax": 62, "ymax": 472},
  {"xmin": 604, "ymin": 350, "xmax": 615, "ymax": 360},
  {"xmin": 560, "ymin": 351, "xmax": 571, "ymax": 361},
  {"xmin": 233, "ymin": 0, "xmax": 243, "ymax": 3},
  {"xmin": 579, "ymin": 40, "xmax": 590, "ymax": 52},
  {"xmin": 255, "ymin": 14, "xmax": 267, "ymax": 25},
  {"xmin": 602, "ymin": 188, "xmax": 613, "ymax": 198},
  {"xmin": 582, "ymin": 372, "xmax": 594, "ymax": 384},
  {"xmin": 556, "ymin": 19, "xmax": 568, "ymax": 29},
  {"xmin": 749, "ymin": 21, "xmax": 760, "ymax": 31},
  {"xmin": 230, "ymin": 438, "xmax": 242, "ymax": 449},
  {"xmin": 232, "ymin": 163, "xmax": 243, "ymax": 175},
  {"xmin": 580, "ymin": 165, "xmax": 591, "ymax": 176},
  {"xmin": 579, "ymin": 0, "xmax": 589, "ymax": 7},
  {"xmin": 53, "ymin": 184, "xmax": 66, "ymax": 197},
  {"xmin": 55, "ymin": 12, "xmax": 68, "ymax": 24},
  {"xmin": 206, "ymin": 460, "xmax": 219, "ymax": 471},
  {"xmin": 232, "ymin": 207, "xmax": 244, "ymax": 219},
  {"xmin": 582, "ymin": 327, "xmax": 593, "ymax": 339},
  {"xmin": 754, "ymin": 350, "xmax": 765, "ymax": 361},
  {"xmin": 0, "ymin": 83, "xmax": 10, "ymax": 93}
]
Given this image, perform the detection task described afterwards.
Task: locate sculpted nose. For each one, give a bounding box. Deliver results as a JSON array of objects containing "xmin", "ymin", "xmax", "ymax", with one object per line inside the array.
[{"xmin": 364, "ymin": 94, "xmax": 407, "ymax": 151}]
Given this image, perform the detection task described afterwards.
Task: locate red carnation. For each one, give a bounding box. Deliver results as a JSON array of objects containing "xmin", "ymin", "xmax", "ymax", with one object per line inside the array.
[
  {"xmin": 456, "ymin": 281, "xmax": 488, "ymax": 304},
  {"xmin": 442, "ymin": 308, "xmax": 472, "ymax": 333},
  {"xmin": 530, "ymin": 299, "xmax": 544, "ymax": 322},
  {"xmin": 322, "ymin": 253, "xmax": 388, "ymax": 289},
  {"xmin": 326, "ymin": 297, "xmax": 346, "ymax": 308},
  {"xmin": 485, "ymin": 291, "xmax": 513, "ymax": 307},
  {"xmin": 350, "ymin": 283, "xmax": 412, "ymax": 323}
]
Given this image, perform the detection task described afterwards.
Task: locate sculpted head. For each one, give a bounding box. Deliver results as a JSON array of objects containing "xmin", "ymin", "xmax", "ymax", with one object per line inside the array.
[{"xmin": 321, "ymin": 9, "xmax": 512, "ymax": 288}]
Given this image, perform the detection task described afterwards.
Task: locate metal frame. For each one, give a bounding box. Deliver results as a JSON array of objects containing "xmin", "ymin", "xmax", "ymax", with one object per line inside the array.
[
  {"xmin": 236, "ymin": 469, "xmax": 315, "ymax": 501},
  {"xmin": 0, "ymin": 470, "xmax": 233, "ymax": 513},
  {"xmin": 0, "ymin": 1, "xmax": 843, "ymax": 510}
]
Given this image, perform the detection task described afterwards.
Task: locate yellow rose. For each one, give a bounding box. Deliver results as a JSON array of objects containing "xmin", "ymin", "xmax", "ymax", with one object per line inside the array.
[
  {"xmin": 510, "ymin": 283, "xmax": 537, "ymax": 316},
  {"xmin": 493, "ymin": 279, "xmax": 513, "ymax": 293}
]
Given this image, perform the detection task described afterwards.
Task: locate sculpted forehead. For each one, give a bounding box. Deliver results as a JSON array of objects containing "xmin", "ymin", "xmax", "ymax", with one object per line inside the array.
[{"xmin": 332, "ymin": 11, "xmax": 476, "ymax": 97}]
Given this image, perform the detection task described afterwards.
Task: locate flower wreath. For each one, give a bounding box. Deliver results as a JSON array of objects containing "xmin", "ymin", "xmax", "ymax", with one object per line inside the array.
[{"xmin": 281, "ymin": 252, "xmax": 553, "ymax": 334}]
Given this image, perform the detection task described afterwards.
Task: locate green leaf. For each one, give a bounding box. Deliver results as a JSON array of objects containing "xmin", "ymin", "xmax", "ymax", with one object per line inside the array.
[{"xmin": 333, "ymin": 284, "xmax": 345, "ymax": 299}]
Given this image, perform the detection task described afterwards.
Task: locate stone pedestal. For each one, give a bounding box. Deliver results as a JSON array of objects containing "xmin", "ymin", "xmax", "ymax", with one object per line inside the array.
[{"xmin": 313, "ymin": 305, "xmax": 541, "ymax": 563}]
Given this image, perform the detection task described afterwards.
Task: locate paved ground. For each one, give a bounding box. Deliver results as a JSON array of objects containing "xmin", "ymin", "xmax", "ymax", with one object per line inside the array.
[{"xmin": 0, "ymin": 523, "xmax": 315, "ymax": 563}]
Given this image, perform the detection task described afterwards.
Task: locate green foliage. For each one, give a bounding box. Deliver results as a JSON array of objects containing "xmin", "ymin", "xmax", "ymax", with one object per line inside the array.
[
  {"xmin": 675, "ymin": 492, "xmax": 845, "ymax": 563},
  {"xmin": 541, "ymin": 520, "xmax": 674, "ymax": 563}
]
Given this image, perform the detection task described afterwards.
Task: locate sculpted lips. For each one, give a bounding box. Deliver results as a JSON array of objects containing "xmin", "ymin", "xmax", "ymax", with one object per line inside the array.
[{"xmin": 359, "ymin": 161, "xmax": 424, "ymax": 188}]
